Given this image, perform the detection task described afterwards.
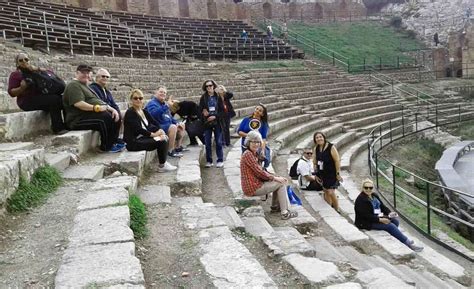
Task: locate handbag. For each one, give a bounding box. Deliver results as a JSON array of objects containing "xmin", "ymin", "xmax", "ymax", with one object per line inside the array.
[
  {"xmin": 22, "ymin": 70, "xmax": 65, "ymax": 95},
  {"xmin": 287, "ymin": 186, "xmax": 302, "ymax": 206},
  {"xmin": 203, "ymin": 118, "xmax": 217, "ymax": 129},
  {"xmin": 186, "ymin": 118, "xmax": 204, "ymax": 137}
]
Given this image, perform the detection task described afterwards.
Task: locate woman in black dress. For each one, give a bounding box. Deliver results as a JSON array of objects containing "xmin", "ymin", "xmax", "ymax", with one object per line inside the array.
[
  {"xmin": 313, "ymin": 131, "xmax": 342, "ymax": 211},
  {"xmin": 123, "ymin": 89, "xmax": 176, "ymax": 173}
]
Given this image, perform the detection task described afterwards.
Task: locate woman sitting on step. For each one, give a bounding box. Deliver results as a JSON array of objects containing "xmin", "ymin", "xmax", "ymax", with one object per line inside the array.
[
  {"xmin": 354, "ymin": 179, "xmax": 423, "ymax": 252},
  {"xmin": 240, "ymin": 130, "xmax": 297, "ymax": 220},
  {"xmin": 123, "ymin": 89, "xmax": 176, "ymax": 173}
]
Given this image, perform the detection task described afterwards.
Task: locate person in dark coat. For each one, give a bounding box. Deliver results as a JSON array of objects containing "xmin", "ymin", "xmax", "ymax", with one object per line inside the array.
[
  {"xmin": 170, "ymin": 100, "xmax": 204, "ymax": 145},
  {"xmin": 215, "ymin": 85, "xmax": 236, "ymax": 147},
  {"xmin": 354, "ymin": 179, "xmax": 423, "ymax": 252},
  {"xmin": 123, "ymin": 88, "xmax": 176, "ymax": 173}
]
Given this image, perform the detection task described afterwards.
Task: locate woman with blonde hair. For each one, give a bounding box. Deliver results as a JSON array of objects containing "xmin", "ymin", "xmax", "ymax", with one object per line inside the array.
[
  {"xmin": 123, "ymin": 89, "xmax": 176, "ymax": 172},
  {"xmin": 215, "ymin": 84, "xmax": 235, "ymax": 147},
  {"xmin": 354, "ymin": 179, "xmax": 423, "ymax": 252}
]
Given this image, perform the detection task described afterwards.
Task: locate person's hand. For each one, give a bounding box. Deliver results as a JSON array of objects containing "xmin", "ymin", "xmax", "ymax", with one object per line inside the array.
[
  {"xmin": 337, "ymin": 174, "xmax": 343, "ymax": 183},
  {"xmin": 110, "ymin": 108, "xmax": 120, "ymax": 122},
  {"xmin": 202, "ymin": 109, "xmax": 209, "ymax": 117},
  {"xmin": 20, "ymin": 80, "xmax": 28, "ymax": 89},
  {"xmin": 379, "ymin": 217, "xmax": 390, "ymax": 224},
  {"xmin": 388, "ymin": 212, "xmax": 398, "ymax": 218},
  {"xmin": 178, "ymin": 122, "xmax": 185, "ymax": 130},
  {"xmin": 315, "ymin": 176, "xmax": 322, "ymax": 184},
  {"xmin": 207, "ymin": 115, "xmax": 216, "ymax": 121},
  {"xmin": 273, "ymin": 176, "xmax": 287, "ymax": 184}
]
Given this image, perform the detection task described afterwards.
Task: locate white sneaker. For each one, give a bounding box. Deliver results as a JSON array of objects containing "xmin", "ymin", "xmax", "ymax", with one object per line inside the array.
[
  {"xmin": 158, "ymin": 162, "xmax": 177, "ymax": 172},
  {"xmin": 216, "ymin": 162, "xmax": 224, "ymax": 168},
  {"xmin": 205, "ymin": 162, "xmax": 213, "ymax": 168}
]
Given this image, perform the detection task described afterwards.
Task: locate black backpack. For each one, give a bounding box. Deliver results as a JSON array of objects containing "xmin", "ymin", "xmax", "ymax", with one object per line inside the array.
[
  {"xmin": 289, "ymin": 158, "xmax": 303, "ymax": 180},
  {"xmin": 22, "ymin": 70, "xmax": 66, "ymax": 95}
]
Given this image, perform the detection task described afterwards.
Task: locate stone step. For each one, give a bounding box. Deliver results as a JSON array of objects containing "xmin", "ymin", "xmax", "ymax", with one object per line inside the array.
[
  {"xmin": 109, "ymin": 150, "xmax": 157, "ymax": 177},
  {"xmin": 337, "ymin": 104, "xmax": 401, "ymax": 122},
  {"xmin": 231, "ymin": 95, "xmax": 278, "ymax": 109},
  {"xmin": 0, "ymin": 110, "xmax": 51, "ymax": 140},
  {"xmin": 294, "ymin": 124, "xmax": 345, "ymax": 152},
  {"xmin": 269, "ymin": 80, "xmax": 358, "ymax": 94},
  {"xmin": 308, "ymin": 95, "xmax": 380, "ymax": 112},
  {"xmin": 307, "ymin": 237, "xmax": 350, "ymax": 263},
  {"xmin": 340, "ymin": 138, "xmax": 368, "ymax": 171},
  {"xmin": 356, "ymin": 268, "xmax": 415, "ymax": 288},
  {"xmin": 269, "ymin": 114, "xmax": 315, "ymax": 137},
  {"xmin": 262, "ymin": 226, "xmax": 316, "ymax": 258},
  {"xmin": 77, "ymin": 187, "xmax": 129, "ymax": 211},
  {"xmin": 91, "ymin": 175, "xmax": 138, "ymax": 193},
  {"xmin": 274, "ymin": 118, "xmax": 330, "ymax": 148},
  {"xmin": 396, "ymin": 264, "xmax": 458, "ymax": 289},
  {"xmin": 52, "ymin": 130, "xmax": 100, "ymax": 156},
  {"xmin": 216, "ymin": 206, "xmax": 245, "ymax": 230},
  {"xmin": 0, "ymin": 148, "xmax": 45, "ymax": 208},
  {"xmin": 281, "ymin": 86, "xmax": 367, "ymax": 101},
  {"xmin": 0, "ymin": 142, "xmax": 35, "ymax": 151},
  {"xmin": 242, "ymin": 215, "xmax": 275, "ymax": 237},
  {"xmin": 223, "ymin": 139, "xmax": 245, "ymax": 199},
  {"xmin": 294, "ymin": 90, "xmax": 369, "ymax": 106},
  {"xmin": 322, "ymin": 99, "xmax": 396, "ymax": 117},
  {"xmin": 45, "ymin": 152, "xmax": 71, "ymax": 171},
  {"xmin": 356, "ymin": 117, "xmax": 403, "ymax": 135},
  {"xmin": 250, "ymin": 70, "xmax": 336, "ymax": 79},
  {"xmin": 174, "ymin": 145, "xmax": 202, "ymax": 195},
  {"xmin": 257, "ymin": 74, "xmax": 341, "ymax": 84},
  {"xmin": 136, "ymin": 185, "xmax": 171, "ymax": 205},
  {"xmin": 283, "ymin": 253, "xmax": 345, "ymax": 285},
  {"xmin": 364, "ymin": 230, "xmax": 415, "ymax": 260},
  {"xmin": 324, "ymin": 282, "xmax": 362, "ymax": 289},
  {"xmin": 62, "ymin": 165, "xmax": 104, "ymax": 181},
  {"xmin": 263, "ymin": 75, "xmax": 350, "ymax": 88},
  {"xmin": 337, "ymin": 246, "xmax": 372, "ymax": 271},
  {"xmin": 344, "ymin": 110, "xmax": 402, "ymax": 129},
  {"xmin": 302, "ymin": 191, "xmax": 369, "ymax": 246}
]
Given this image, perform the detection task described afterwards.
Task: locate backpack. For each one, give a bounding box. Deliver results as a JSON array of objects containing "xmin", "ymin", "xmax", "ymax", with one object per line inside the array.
[
  {"xmin": 289, "ymin": 158, "xmax": 302, "ymax": 180},
  {"xmin": 22, "ymin": 70, "xmax": 66, "ymax": 95}
]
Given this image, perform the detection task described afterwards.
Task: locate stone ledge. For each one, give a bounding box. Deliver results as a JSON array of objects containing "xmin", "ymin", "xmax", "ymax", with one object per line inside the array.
[
  {"xmin": 77, "ymin": 187, "xmax": 129, "ymax": 211},
  {"xmin": 52, "ymin": 130, "xmax": 100, "ymax": 156},
  {"xmin": 0, "ymin": 111, "xmax": 51, "ymax": 140},
  {"xmin": 92, "ymin": 175, "xmax": 138, "ymax": 193},
  {"xmin": 174, "ymin": 146, "xmax": 202, "ymax": 195},
  {"xmin": 283, "ymin": 253, "xmax": 344, "ymax": 285}
]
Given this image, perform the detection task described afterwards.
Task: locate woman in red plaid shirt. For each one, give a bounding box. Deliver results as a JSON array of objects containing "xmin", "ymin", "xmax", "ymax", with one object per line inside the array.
[{"xmin": 240, "ymin": 131, "xmax": 298, "ymax": 220}]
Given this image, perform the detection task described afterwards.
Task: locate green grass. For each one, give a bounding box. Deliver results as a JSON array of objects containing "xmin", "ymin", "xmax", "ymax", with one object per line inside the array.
[
  {"xmin": 129, "ymin": 195, "xmax": 148, "ymax": 239},
  {"xmin": 287, "ymin": 22, "xmax": 424, "ymax": 71},
  {"xmin": 450, "ymin": 120, "xmax": 474, "ymax": 140},
  {"xmin": 7, "ymin": 165, "xmax": 62, "ymax": 213}
]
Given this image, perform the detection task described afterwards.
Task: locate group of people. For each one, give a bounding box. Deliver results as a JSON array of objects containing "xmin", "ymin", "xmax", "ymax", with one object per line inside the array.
[{"xmin": 9, "ymin": 53, "xmax": 423, "ymax": 251}]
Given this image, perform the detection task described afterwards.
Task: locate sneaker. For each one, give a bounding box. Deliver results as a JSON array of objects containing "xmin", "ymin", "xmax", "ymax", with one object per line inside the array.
[
  {"xmin": 408, "ymin": 243, "xmax": 424, "ymax": 252},
  {"xmin": 116, "ymin": 138, "xmax": 125, "ymax": 145},
  {"xmin": 281, "ymin": 210, "xmax": 298, "ymax": 220},
  {"xmin": 216, "ymin": 162, "xmax": 224, "ymax": 168},
  {"xmin": 109, "ymin": 143, "xmax": 125, "ymax": 153},
  {"xmin": 205, "ymin": 162, "xmax": 213, "ymax": 168},
  {"xmin": 158, "ymin": 162, "xmax": 177, "ymax": 172},
  {"xmin": 54, "ymin": 129, "xmax": 69, "ymax": 135},
  {"xmin": 270, "ymin": 205, "xmax": 281, "ymax": 213},
  {"xmin": 168, "ymin": 150, "xmax": 183, "ymax": 158},
  {"xmin": 175, "ymin": 146, "xmax": 189, "ymax": 153}
]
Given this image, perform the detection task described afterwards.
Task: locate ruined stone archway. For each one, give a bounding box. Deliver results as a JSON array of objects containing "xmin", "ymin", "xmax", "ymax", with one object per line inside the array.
[
  {"xmin": 79, "ymin": 0, "xmax": 92, "ymax": 9},
  {"xmin": 116, "ymin": 0, "xmax": 128, "ymax": 11},
  {"xmin": 289, "ymin": 2, "xmax": 297, "ymax": 19},
  {"xmin": 263, "ymin": 2, "xmax": 272, "ymax": 19},
  {"xmin": 314, "ymin": 3, "xmax": 323, "ymax": 19},
  {"xmin": 178, "ymin": 0, "xmax": 190, "ymax": 17},
  {"xmin": 207, "ymin": 0, "xmax": 217, "ymax": 19},
  {"xmin": 149, "ymin": 0, "xmax": 160, "ymax": 15}
]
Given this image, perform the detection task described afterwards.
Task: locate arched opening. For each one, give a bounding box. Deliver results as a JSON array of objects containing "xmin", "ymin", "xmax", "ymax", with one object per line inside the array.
[
  {"xmin": 149, "ymin": 0, "xmax": 160, "ymax": 15},
  {"xmin": 289, "ymin": 2, "xmax": 297, "ymax": 19},
  {"xmin": 263, "ymin": 2, "xmax": 272, "ymax": 19},
  {"xmin": 178, "ymin": 0, "xmax": 190, "ymax": 17},
  {"xmin": 456, "ymin": 69, "xmax": 463, "ymax": 77},
  {"xmin": 116, "ymin": 0, "xmax": 128, "ymax": 11},
  {"xmin": 446, "ymin": 67, "xmax": 452, "ymax": 77},
  {"xmin": 314, "ymin": 3, "xmax": 323, "ymax": 19},
  {"xmin": 79, "ymin": 0, "xmax": 92, "ymax": 9},
  {"xmin": 207, "ymin": 0, "xmax": 217, "ymax": 19}
]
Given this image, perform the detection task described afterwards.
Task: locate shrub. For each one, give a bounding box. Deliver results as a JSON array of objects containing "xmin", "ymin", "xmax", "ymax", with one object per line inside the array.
[
  {"xmin": 390, "ymin": 16, "xmax": 403, "ymax": 29},
  {"xmin": 7, "ymin": 165, "xmax": 62, "ymax": 213},
  {"xmin": 129, "ymin": 194, "xmax": 148, "ymax": 239}
]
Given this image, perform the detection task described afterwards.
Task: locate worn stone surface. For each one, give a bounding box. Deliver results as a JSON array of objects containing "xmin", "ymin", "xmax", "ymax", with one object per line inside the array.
[
  {"xmin": 45, "ymin": 152, "xmax": 71, "ymax": 171},
  {"xmin": 137, "ymin": 185, "xmax": 171, "ymax": 205},
  {"xmin": 0, "ymin": 111, "xmax": 51, "ymax": 140},
  {"xmin": 324, "ymin": 282, "xmax": 362, "ymax": 289},
  {"xmin": 242, "ymin": 205, "xmax": 265, "ymax": 217},
  {"xmin": 52, "ymin": 130, "xmax": 100, "ymax": 156},
  {"xmin": 364, "ymin": 230, "xmax": 415, "ymax": 260},
  {"xmin": 174, "ymin": 146, "xmax": 202, "ymax": 195},
  {"xmin": 69, "ymin": 206, "xmax": 133, "ymax": 247},
  {"xmin": 308, "ymin": 237, "xmax": 349, "ymax": 263},
  {"xmin": 283, "ymin": 253, "xmax": 344, "ymax": 285},
  {"xmin": 0, "ymin": 142, "xmax": 34, "ymax": 151},
  {"xmin": 198, "ymin": 226, "xmax": 277, "ymax": 288},
  {"xmin": 77, "ymin": 188, "xmax": 129, "ymax": 211},
  {"xmin": 356, "ymin": 268, "xmax": 414, "ymax": 289},
  {"xmin": 242, "ymin": 216, "xmax": 274, "ymax": 238},
  {"xmin": 338, "ymin": 246, "xmax": 373, "ymax": 271},
  {"xmin": 181, "ymin": 203, "xmax": 226, "ymax": 230},
  {"xmin": 110, "ymin": 151, "xmax": 147, "ymax": 176},
  {"xmin": 288, "ymin": 204, "xmax": 318, "ymax": 228},
  {"xmin": 174, "ymin": 196, "xmax": 204, "ymax": 206},
  {"xmin": 323, "ymin": 217, "xmax": 369, "ymax": 245},
  {"xmin": 216, "ymin": 206, "xmax": 245, "ymax": 231},
  {"xmin": 55, "ymin": 242, "xmax": 144, "ymax": 288},
  {"xmin": 92, "ymin": 176, "xmax": 138, "ymax": 193},
  {"xmin": 262, "ymin": 227, "xmax": 316, "ymax": 258},
  {"xmin": 63, "ymin": 165, "xmax": 104, "ymax": 181}
]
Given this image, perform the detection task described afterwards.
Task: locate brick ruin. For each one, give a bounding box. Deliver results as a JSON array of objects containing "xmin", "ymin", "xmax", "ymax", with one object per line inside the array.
[{"xmin": 43, "ymin": 0, "xmax": 366, "ymax": 21}]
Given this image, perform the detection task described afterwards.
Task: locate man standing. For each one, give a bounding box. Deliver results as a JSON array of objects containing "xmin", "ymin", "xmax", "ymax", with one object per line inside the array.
[{"xmin": 63, "ymin": 64, "xmax": 124, "ymax": 153}]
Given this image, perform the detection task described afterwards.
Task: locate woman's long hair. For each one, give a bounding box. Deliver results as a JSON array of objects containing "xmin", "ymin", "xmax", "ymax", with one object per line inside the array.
[
  {"xmin": 313, "ymin": 131, "xmax": 327, "ymax": 150},
  {"xmin": 129, "ymin": 88, "xmax": 144, "ymax": 110},
  {"xmin": 251, "ymin": 103, "xmax": 268, "ymax": 124}
]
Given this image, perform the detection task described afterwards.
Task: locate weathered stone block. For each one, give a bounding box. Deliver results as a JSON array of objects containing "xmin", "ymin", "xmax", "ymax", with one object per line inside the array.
[
  {"xmin": 77, "ymin": 187, "xmax": 129, "ymax": 211},
  {"xmin": 52, "ymin": 130, "xmax": 100, "ymax": 156},
  {"xmin": 63, "ymin": 165, "xmax": 104, "ymax": 181},
  {"xmin": 93, "ymin": 176, "xmax": 138, "ymax": 193},
  {"xmin": 283, "ymin": 253, "xmax": 344, "ymax": 285},
  {"xmin": 0, "ymin": 111, "xmax": 51, "ymax": 140},
  {"xmin": 55, "ymin": 242, "xmax": 144, "ymax": 288},
  {"xmin": 356, "ymin": 268, "xmax": 414, "ymax": 289},
  {"xmin": 262, "ymin": 227, "xmax": 316, "ymax": 258},
  {"xmin": 137, "ymin": 185, "xmax": 171, "ymax": 205},
  {"xmin": 181, "ymin": 203, "xmax": 226, "ymax": 230},
  {"xmin": 216, "ymin": 206, "xmax": 245, "ymax": 231}
]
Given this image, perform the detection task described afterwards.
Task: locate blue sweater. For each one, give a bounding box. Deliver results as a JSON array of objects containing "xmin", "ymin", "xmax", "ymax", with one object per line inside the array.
[{"xmin": 145, "ymin": 97, "xmax": 177, "ymax": 127}]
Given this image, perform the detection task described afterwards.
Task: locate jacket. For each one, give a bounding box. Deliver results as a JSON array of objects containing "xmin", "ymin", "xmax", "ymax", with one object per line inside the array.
[
  {"xmin": 123, "ymin": 108, "xmax": 161, "ymax": 144},
  {"xmin": 199, "ymin": 92, "xmax": 225, "ymax": 127},
  {"xmin": 354, "ymin": 192, "xmax": 391, "ymax": 230}
]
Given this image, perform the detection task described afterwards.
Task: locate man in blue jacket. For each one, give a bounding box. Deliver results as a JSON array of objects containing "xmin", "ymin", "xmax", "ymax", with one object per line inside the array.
[{"xmin": 145, "ymin": 86, "xmax": 186, "ymax": 157}]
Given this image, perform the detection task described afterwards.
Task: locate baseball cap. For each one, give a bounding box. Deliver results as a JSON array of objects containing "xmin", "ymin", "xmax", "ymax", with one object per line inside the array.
[{"xmin": 76, "ymin": 64, "xmax": 93, "ymax": 72}]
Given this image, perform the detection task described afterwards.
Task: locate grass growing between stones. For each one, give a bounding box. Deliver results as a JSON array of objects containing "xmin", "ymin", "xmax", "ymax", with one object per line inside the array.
[
  {"xmin": 7, "ymin": 165, "xmax": 62, "ymax": 213},
  {"xmin": 287, "ymin": 22, "xmax": 424, "ymax": 70},
  {"xmin": 449, "ymin": 120, "xmax": 474, "ymax": 140},
  {"xmin": 129, "ymin": 194, "xmax": 148, "ymax": 239}
]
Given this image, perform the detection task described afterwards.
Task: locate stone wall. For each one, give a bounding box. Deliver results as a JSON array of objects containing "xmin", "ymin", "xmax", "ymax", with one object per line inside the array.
[{"xmin": 462, "ymin": 22, "xmax": 474, "ymax": 78}]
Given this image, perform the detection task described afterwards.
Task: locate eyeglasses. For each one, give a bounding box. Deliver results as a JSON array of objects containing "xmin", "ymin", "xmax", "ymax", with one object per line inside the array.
[
  {"xmin": 363, "ymin": 186, "xmax": 374, "ymax": 190},
  {"xmin": 133, "ymin": 97, "xmax": 144, "ymax": 100},
  {"xmin": 206, "ymin": 84, "xmax": 213, "ymax": 87},
  {"xmin": 18, "ymin": 58, "xmax": 29, "ymax": 63},
  {"xmin": 249, "ymin": 141, "xmax": 261, "ymax": 145},
  {"xmin": 100, "ymin": 75, "xmax": 110, "ymax": 79},
  {"xmin": 304, "ymin": 152, "xmax": 313, "ymax": 155}
]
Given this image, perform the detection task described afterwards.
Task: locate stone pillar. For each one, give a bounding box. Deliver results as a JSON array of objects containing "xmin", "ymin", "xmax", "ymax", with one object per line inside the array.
[
  {"xmin": 432, "ymin": 47, "xmax": 448, "ymax": 78},
  {"xmin": 462, "ymin": 24, "xmax": 474, "ymax": 78}
]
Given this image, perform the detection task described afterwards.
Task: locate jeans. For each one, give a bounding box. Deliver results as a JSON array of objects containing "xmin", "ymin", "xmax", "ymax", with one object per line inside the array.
[
  {"xmin": 371, "ymin": 218, "xmax": 408, "ymax": 244},
  {"xmin": 204, "ymin": 125, "xmax": 223, "ymax": 163}
]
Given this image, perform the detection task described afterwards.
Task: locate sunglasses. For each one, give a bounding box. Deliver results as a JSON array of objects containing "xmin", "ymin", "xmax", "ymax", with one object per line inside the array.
[
  {"xmin": 364, "ymin": 186, "xmax": 374, "ymax": 190},
  {"xmin": 206, "ymin": 84, "xmax": 213, "ymax": 87},
  {"xmin": 305, "ymin": 152, "xmax": 313, "ymax": 155},
  {"xmin": 100, "ymin": 75, "xmax": 110, "ymax": 79},
  {"xmin": 133, "ymin": 97, "xmax": 144, "ymax": 100},
  {"xmin": 18, "ymin": 58, "xmax": 29, "ymax": 63}
]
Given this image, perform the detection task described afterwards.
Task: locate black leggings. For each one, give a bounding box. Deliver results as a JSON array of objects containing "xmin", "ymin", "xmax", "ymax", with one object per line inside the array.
[
  {"xmin": 126, "ymin": 137, "xmax": 168, "ymax": 164},
  {"xmin": 19, "ymin": 93, "xmax": 66, "ymax": 133},
  {"xmin": 71, "ymin": 111, "xmax": 118, "ymax": 151}
]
